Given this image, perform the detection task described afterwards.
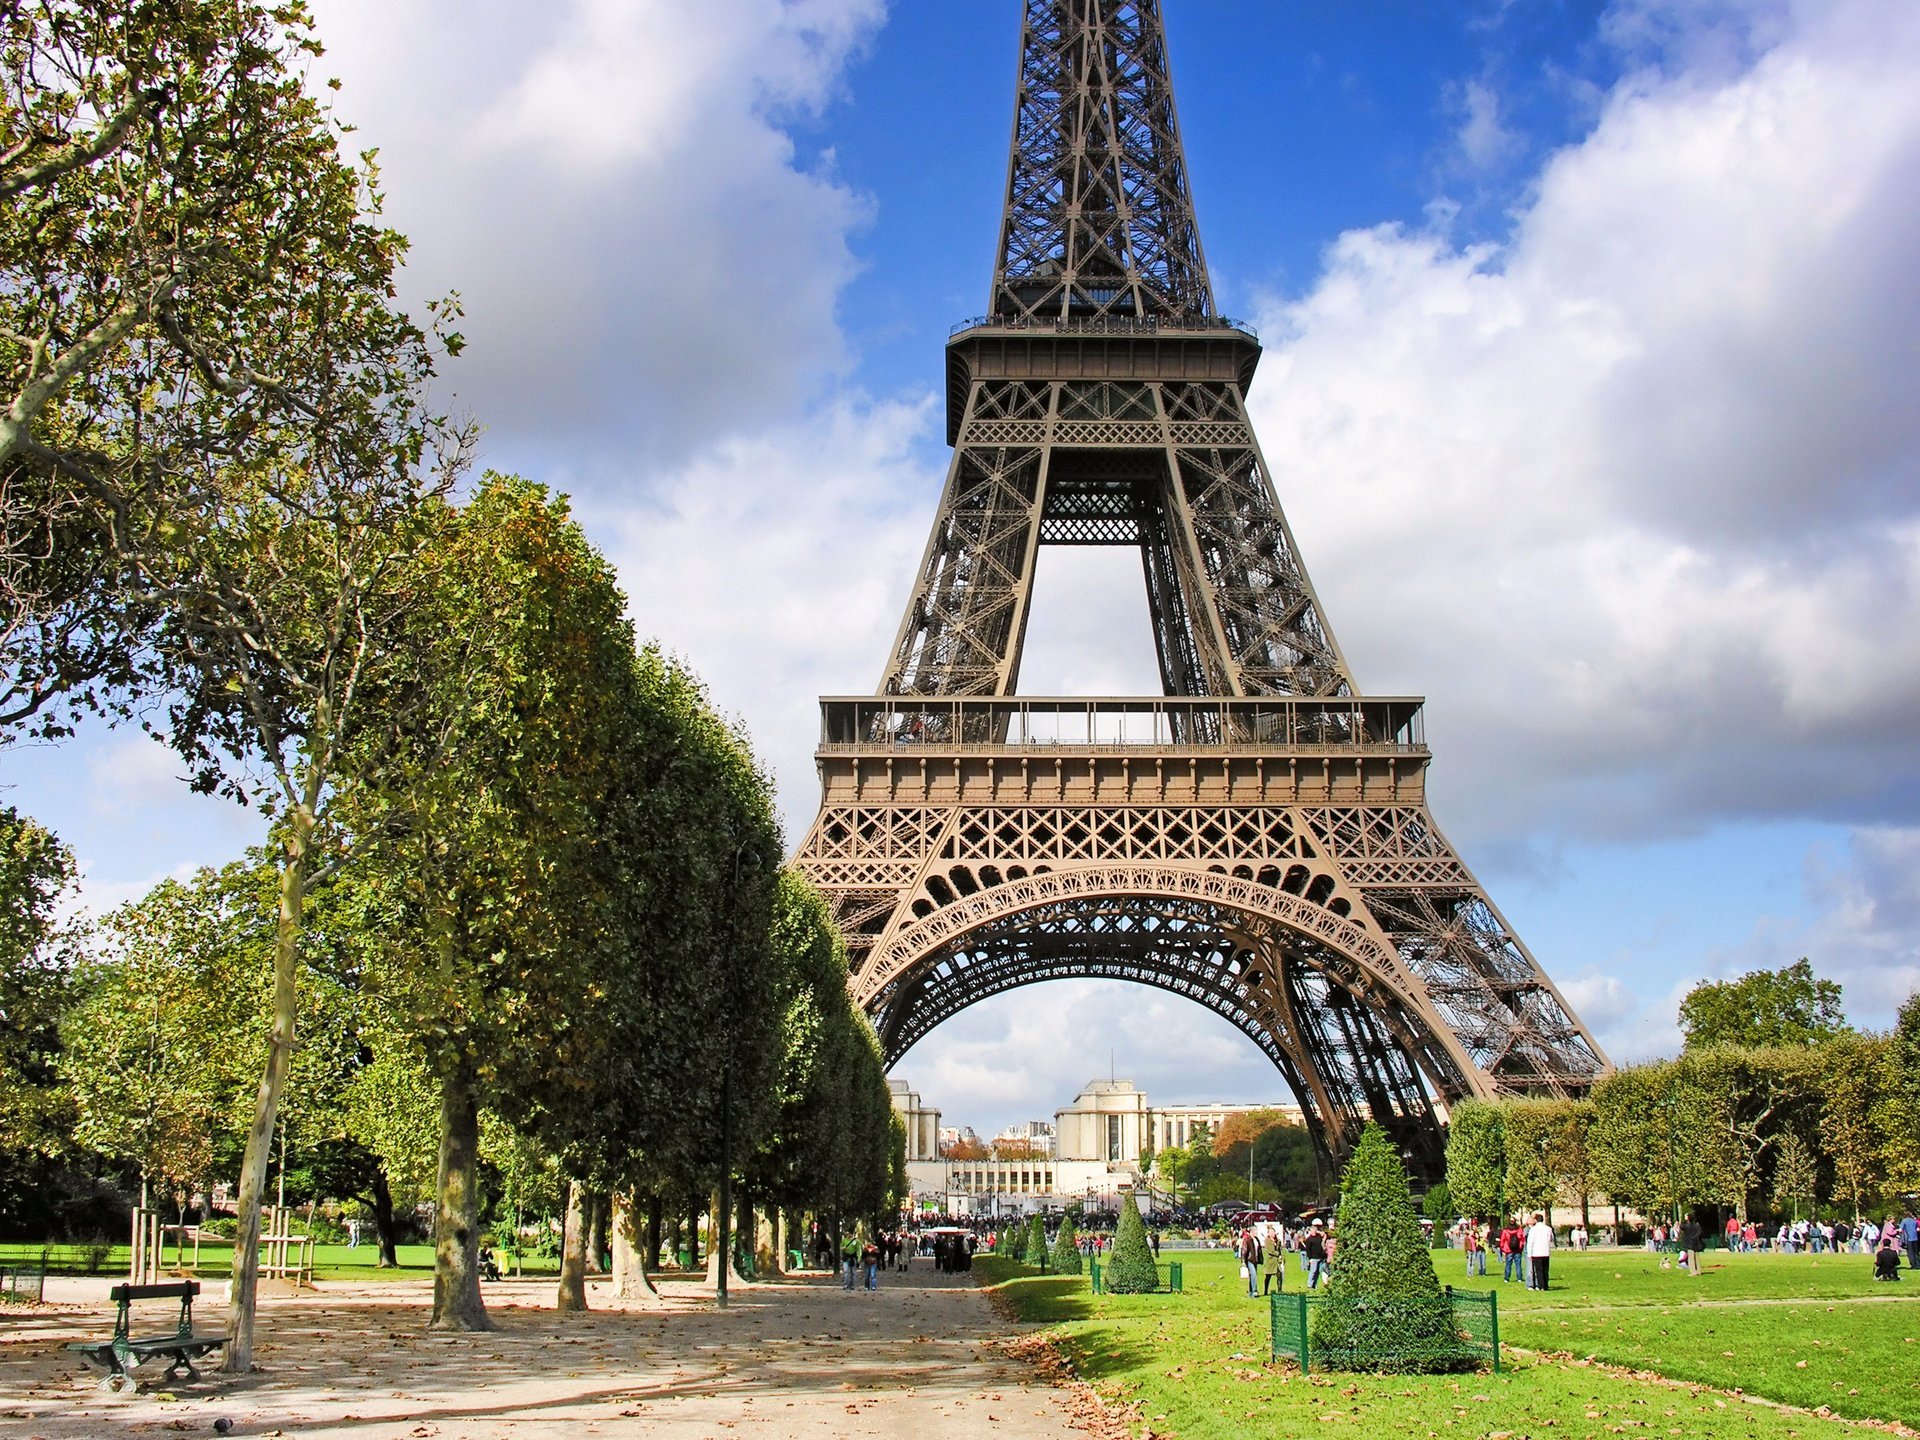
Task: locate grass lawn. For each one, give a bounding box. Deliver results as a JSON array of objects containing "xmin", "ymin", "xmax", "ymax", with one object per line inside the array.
[
  {"xmin": 0, "ymin": 1240, "xmax": 564, "ymax": 1280},
  {"xmin": 978, "ymin": 1248, "xmax": 1920, "ymax": 1439}
]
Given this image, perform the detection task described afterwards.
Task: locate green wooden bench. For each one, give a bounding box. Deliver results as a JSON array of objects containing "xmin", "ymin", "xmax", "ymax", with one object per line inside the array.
[{"xmin": 66, "ymin": 1280, "xmax": 228, "ymax": 1392}]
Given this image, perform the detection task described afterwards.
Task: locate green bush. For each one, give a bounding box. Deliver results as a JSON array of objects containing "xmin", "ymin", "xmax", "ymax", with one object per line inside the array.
[
  {"xmin": 1008, "ymin": 1219, "xmax": 1026, "ymax": 1262},
  {"xmin": 1050, "ymin": 1217, "xmax": 1083, "ymax": 1274},
  {"xmin": 1025, "ymin": 1215, "xmax": 1048, "ymax": 1266},
  {"xmin": 1104, "ymin": 1201, "xmax": 1159, "ymax": 1293},
  {"xmin": 1312, "ymin": 1125, "xmax": 1479, "ymax": 1373}
]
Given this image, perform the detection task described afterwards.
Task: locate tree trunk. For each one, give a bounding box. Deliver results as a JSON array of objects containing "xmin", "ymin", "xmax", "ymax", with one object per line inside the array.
[
  {"xmin": 430, "ymin": 1064, "xmax": 493, "ymax": 1331},
  {"xmin": 686, "ymin": 1202, "xmax": 701, "ymax": 1267},
  {"xmin": 585, "ymin": 1190, "xmax": 608, "ymax": 1275},
  {"xmin": 556, "ymin": 1179, "xmax": 589, "ymax": 1312},
  {"xmin": 647, "ymin": 1194, "xmax": 664, "ymax": 1273},
  {"xmin": 222, "ymin": 809, "xmax": 313, "ymax": 1372},
  {"xmin": 609, "ymin": 1194, "xmax": 659, "ymax": 1299},
  {"xmin": 369, "ymin": 1165, "xmax": 400, "ymax": 1269},
  {"xmin": 737, "ymin": 1183, "xmax": 755, "ymax": 1274}
]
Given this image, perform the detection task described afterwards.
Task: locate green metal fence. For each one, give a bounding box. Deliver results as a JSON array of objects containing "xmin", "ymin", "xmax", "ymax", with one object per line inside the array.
[
  {"xmin": 1089, "ymin": 1258, "xmax": 1184, "ymax": 1294},
  {"xmin": 1270, "ymin": 1286, "xmax": 1498, "ymax": 1373},
  {"xmin": 0, "ymin": 1265, "xmax": 46, "ymax": 1304}
]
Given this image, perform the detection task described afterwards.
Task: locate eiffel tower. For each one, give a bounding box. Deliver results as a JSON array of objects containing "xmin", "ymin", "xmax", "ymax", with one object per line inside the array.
[{"xmin": 794, "ymin": 0, "xmax": 1607, "ymax": 1177}]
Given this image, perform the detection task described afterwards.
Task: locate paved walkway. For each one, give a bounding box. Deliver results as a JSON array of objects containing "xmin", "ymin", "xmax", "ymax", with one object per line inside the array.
[{"xmin": 0, "ymin": 1267, "xmax": 1097, "ymax": 1439}]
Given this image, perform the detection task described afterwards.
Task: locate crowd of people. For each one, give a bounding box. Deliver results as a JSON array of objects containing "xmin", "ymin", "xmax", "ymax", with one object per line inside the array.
[{"xmin": 811, "ymin": 1204, "xmax": 1918, "ymax": 1296}]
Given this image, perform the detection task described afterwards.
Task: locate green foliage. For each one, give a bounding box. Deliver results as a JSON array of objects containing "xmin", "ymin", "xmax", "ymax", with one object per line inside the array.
[
  {"xmin": 1050, "ymin": 1216, "xmax": 1083, "ymax": 1274},
  {"xmin": 58, "ymin": 859, "xmax": 369, "ymax": 1194},
  {"xmin": 1877, "ymin": 992, "xmax": 1920, "ymax": 1198},
  {"xmin": 1421, "ymin": 1182, "xmax": 1453, "ymax": 1229},
  {"xmin": 1502, "ymin": 1099, "xmax": 1564, "ymax": 1216},
  {"xmin": 1025, "ymin": 1214, "xmax": 1048, "ymax": 1267},
  {"xmin": 1444, "ymin": 1100, "xmax": 1505, "ymax": 1220},
  {"xmin": 1678, "ymin": 960, "xmax": 1848, "ymax": 1050},
  {"xmin": 1313, "ymin": 1125, "xmax": 1478, "ymax": 1373},
  {"xmin": 1008, "ymin": 1215, "xmax": 1027, "ymax": 1262},
  {"xmin": 0, "ymin": 808, "xmax": 79, "ymax": 1156},
  {"xmin": 1104, "ymin": 1200, "xmax": 1159, "ymax": 1293}
]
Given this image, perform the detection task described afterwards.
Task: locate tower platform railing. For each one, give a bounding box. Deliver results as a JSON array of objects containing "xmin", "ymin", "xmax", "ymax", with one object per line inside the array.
[
  {"xmin": 949, "ymin": 312, "xmax": 1259, "ymax": 340},
  {"xmin": 819, "ymin": 695, "xmax": 1426, "ymax": 754}
]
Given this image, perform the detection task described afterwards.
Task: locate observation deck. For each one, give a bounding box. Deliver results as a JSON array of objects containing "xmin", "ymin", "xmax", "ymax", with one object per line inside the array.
[
  {"xmin": 816, "ymin": 695, "xmax": 1432, "ymax": 809},
  {"xmin": 944, "ymin": 314, "xmax": 1263, "ymax": 443}
]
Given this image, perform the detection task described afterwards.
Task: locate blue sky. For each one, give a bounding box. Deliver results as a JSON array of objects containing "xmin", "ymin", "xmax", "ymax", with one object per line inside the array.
[{"xmin": 13, "ymin": 0, "xmax": 1919, "ymax": 1140}]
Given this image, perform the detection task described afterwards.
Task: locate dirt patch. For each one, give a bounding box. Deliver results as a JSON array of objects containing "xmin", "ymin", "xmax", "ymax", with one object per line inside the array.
[{"xmin": 0, "ymin": 1267, "xmax": 1110, "ymax": 1438}]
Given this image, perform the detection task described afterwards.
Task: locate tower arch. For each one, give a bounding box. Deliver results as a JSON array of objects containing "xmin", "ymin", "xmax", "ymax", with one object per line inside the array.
[{"xmin": 860, "ymin": 864, "xmax": 1491, "ymax": 1174}]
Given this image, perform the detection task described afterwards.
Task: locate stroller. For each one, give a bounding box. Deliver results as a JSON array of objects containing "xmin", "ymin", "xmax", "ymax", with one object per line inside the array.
[{"xmin": 479, "ymin": 1244, "xmax": 504, "ymax": 1281}]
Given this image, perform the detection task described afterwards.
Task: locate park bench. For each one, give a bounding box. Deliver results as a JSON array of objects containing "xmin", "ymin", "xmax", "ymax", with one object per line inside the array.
[{"xmin": 66, "ymin": 1280, "xmax": 228, "ymax": 1392}]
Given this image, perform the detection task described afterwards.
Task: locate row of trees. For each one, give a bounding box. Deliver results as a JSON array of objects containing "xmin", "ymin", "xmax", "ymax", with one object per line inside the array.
[
  {"xmin": 1148, "ymin": 1107, "xmax": 1323, "ymax": 1211},
  {"xmin": 0, "ymin": 0, "xmax": 900, "ymax": 1367},
  {"xmin": 1445, "ymin": 965, "xmax": 1919, "ymax": 1226}
]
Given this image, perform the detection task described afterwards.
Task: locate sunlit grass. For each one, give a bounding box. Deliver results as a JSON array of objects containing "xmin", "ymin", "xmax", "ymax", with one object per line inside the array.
[{"xmin": 979, "ymin": 1246, "xmax": 1920, "ymax": 1437}]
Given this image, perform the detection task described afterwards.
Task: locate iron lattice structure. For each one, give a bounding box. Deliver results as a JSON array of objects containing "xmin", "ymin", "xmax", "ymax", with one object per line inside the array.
[{"xmin": 795, "ymin": 0, "xmax": 1607, "ymax": 1179}]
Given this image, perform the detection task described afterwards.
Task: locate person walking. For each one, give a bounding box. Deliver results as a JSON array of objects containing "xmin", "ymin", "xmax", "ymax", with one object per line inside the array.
[
  {"xmin": 1526, "ymin": 1211, "xmax": 1555, "ymax": 1291},
  {"xmin": 1464, "ymin": 1219, "xmax": 1484, "ymax": 1277},
  {"xmin": 840, "ymin": 1228, "xmax": 860, "ymax": 1290},
  {"xmin": 1301, "ymin": 1221, "xmax": 1329, "ymax": 1289},
  {"xmin": 1238, "ymin": 1228, "xmax": 1259, "ymax": 1297},
  {"xmin": 862, "ymin": 1233, "xmax": 881, "ymax": 1291},
  {"xmin": 1261, "ymin": 1227, "xmax": 1284, "ymax": 1295},
  {"xmin": 1901, "ymin": 1212, "xmax": 1919, "ymax": 1271},
  {"xmin": 1678, "ymin": 1216, "xmax": 1703, "ymax": 1275},
  {"xmin": 1499, "ymin": 1220, "xmax": 1523, "ymax": 1283}
]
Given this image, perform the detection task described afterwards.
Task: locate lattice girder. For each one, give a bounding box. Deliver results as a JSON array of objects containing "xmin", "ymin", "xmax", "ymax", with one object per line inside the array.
[
  {"xmin": 994, "ymin": 0, "xmax": 1212, "ymax": 323},
  {"xmin": 883, "ymin": 377, "xmax": 1352, "ymax": 701}
]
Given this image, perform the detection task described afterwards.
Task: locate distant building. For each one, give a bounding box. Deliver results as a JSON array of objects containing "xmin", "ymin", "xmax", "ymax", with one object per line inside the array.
[
  {"xmin": 936, "ymin": 1124, "xmax": 981, "ymax": 1154},
  {"xmin": 889, "ymin": 1078, "xmax": 942, "ymax": 1162},
  {"xmin": 1150, "ymin": 1101, "xmax": 1305, "ymax": 1154},
  {"xmin": 993, "ymin": 1120, "xmax": 1056, "ymax": 1157},
  {"xmin": 890, "ymin": 1076, "xmax": 1296, "ymax": 1217}
]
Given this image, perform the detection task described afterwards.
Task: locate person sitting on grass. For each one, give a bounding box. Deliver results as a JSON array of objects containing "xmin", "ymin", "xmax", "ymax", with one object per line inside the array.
[{"xmin": 1875, "ymin": 1235, "xmax": 1904, "ymax": 1282}]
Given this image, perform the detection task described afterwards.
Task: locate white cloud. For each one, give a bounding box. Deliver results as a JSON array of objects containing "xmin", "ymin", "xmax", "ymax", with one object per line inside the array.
[
  {"xmin": 582, "ymin": 393, "xmax": 938, "ymax": 838},
  {"xmin": 896, "ymin": 980, "xmax": 1293, "ymax": 1139},
  {"xmin": 1454, "ymin": 80, "xmax": 1524, "ymax": 171},
  {"xmin": 309, "ymin": 0, "xmax": 885, "ymax": 472},
  {"xmin": 1251, "ymin": 0, "xmax": 1920, "ymax": 854}
]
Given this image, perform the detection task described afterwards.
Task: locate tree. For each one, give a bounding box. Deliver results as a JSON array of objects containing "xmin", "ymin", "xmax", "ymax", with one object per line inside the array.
[
  {"xmin": 1421, "ymin": 1182, "xmax": 1454, "ymax": 1234},
  {"xmin": 0, "ymin": 807, "xmax": 78, "ymax": 1158},
  {"xmin": 945, "ymin": 1136, "xmax": 989, "ymax": 1161},
  {"xmin": 1678, "ymin": 960, "xmax": 1848, "ymax": 1050},
  {"xmin": 1818, "ymin": 1031, "xmax": 1889, "ymax": 1219},
  {"xmin": 1876, "ymin": 991, "xmax": 1920, "ymax": 1199},
  {"xmin": 991, "ymin": 1137, "xmax": 1044, "ymax": 1161},
  {"xmin": 1050, "ymin": 1216, "xmax": 1082, "ymax": 1274},
  {"xmin": 1444, "ymin": 1101, "xmax": 1505, "ymax": 1221},
  {"xmin": 1104, "ymin": 1197, "xmax": 1159, "ymax": 1293},
  {"xmin": 1025, "ymin": 1214, "xmax": 1048, "ymax": 1267},
  {"xmin": 1502, "ymin": 1100, "xmax": 1562, "ymax": 1218},
  {"xmin": 1770, "ymin": 1131, "xmax": 1817, "ymax": 1221},
  {"xmin": 1588, "ymin": 1061, "xmax": 1731, "ymax": 1222},
  {"xmin": 5, "ymin": 0, "xmax": 468, "ymax": 1367},
  {"xmin": 344, "ymin": 478, "xmax": 685, "ymax": 1330},
  {"xmin": 1311, "ymin": 1124, "xmax": 1476, "ymax": 1373}
]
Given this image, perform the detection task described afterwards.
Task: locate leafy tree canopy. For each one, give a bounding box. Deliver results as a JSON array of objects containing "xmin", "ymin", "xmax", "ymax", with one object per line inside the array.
[{"xmin": 1678, "ymin": 959, "xmax": 1848, "ymax": 1050}]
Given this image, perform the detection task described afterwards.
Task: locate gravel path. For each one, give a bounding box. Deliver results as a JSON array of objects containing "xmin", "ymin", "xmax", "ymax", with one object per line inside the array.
[{"xmin": 0, "ymin": 1266, "xmax": 1097, "ymax": 1439}]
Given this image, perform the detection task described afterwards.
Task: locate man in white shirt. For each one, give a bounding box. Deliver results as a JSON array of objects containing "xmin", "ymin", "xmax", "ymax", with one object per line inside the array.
[{"xmin": 1526, "ymin": 1211, "xmax": 1555, "ymax": 1291}]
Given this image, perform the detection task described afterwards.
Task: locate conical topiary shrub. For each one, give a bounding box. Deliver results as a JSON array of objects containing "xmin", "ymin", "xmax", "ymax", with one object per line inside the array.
[
  {"xmin": 1050, "ymin": 1217, "xmax": 1083, "ymax": 1274},
  {"xmin": 1007, "ymin": 1220, "xmax": 1026, "ymax": 1262},
  {"xmin": 1025, "ymin": 1215, "xmax": 1048, "ymax": 1267},
  {"xmin": 1104, "ymin": 1200, "xmax": 1160, "ymax": 1293},
  {"xmin": 1311, "ymin": 1124, "xmax": 1478, "ymax": 1373}
]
